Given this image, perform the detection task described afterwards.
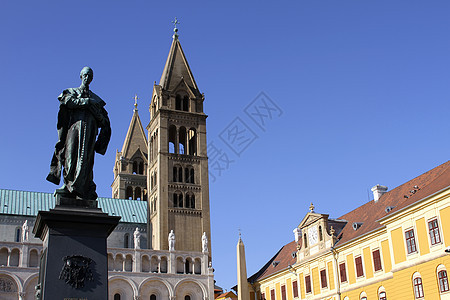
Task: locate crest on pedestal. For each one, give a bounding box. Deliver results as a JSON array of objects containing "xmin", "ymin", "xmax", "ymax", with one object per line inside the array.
[{"xmin": 59, "ymin": 255, "xmax": 94, "ymax": 289}]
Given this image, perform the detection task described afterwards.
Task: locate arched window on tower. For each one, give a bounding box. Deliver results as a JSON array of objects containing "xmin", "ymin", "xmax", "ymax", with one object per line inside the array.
[
  {"xmin": 185, "ymin": 168, "xmax": 190, "ymax": 183},
  {"xmin": 169, "ymin": 125, "xmax": 177, "ymax": 154},
  {"xmin": 135, "ymin": 187, "xmax": 141, "ymax": 200},
  {"xmin": 176, "ymin": 94, "xmax": 182, "ymax": 110},
  {"xmin": 139, "ymin": 161, "xmax": 144, "ymax": 175},
  {"xmin": 186, "ymin": 193, "xmax": 195, "ymax": 209},
  {"xmin": 179, "ymin": 127, "xmax": 187, "ymax": 155},
  {"xmin": 190, "ymin": 168, "xmax": 195, "ymax": 184},
  {"xmin": 173, "ymin": 166, "xmax": 178, "ymax": 182},
  {"xmin": 132, "ymin": 161, "xmax": 138, "ymax": 174},
  {"xmin": 185, "ymin": 296, "xmax": 191, "ymax": 300},
  {"xmin": 150, "ymin": 295, "xmax": 156, "ymax": 300},
  {"xmin": 173, "ymin": 191, "xmax": 183, "ymax": 208},
  {"xmin": 319, "ymin": 226, "xmax": 323, "ymax": 241},
  {"xmin": 114, "ymin": 294, "xmax": 121, "ymax": 300},
  {"xmin": 188, "ymin": 128, "xmax": 197, "ymax": 155},
  {"xmin": 185, "ymin": 166, "xmax": 194, "ymax": 183},
  {"xmin": 126, "ymin": 186, "xmax": 133, "ymax": 200},
  {"xmin": 183, "ymin": 95, "xmax": 189, "ymax": 111},
  {"xmin": 304, "ymin": 233, "xmax": 308, "ymax": 248}
]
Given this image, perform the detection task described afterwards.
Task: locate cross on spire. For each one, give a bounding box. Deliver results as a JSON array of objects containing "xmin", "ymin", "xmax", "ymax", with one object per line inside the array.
[
  {"xmin": 172, "ymin": 17, "xmax": 180, "ymax": 39},
  {"xmin": 133, "ymin": 94, "xmax": 138, "ymax": 111}
]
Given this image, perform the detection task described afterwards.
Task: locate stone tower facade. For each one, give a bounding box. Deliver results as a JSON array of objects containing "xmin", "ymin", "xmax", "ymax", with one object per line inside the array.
[
  {"xmin": 147, "ymin": 34, "xmax": 211, "ymax": 253},
  {"xmin": 111, "ymin": 100, "xmax": 148, "ymax": 200}
]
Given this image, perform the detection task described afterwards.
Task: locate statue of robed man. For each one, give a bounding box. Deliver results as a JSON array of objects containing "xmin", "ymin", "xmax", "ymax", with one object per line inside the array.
[{"xmin": 46, "ymin": 67, "xmax": 111, "ymax": 201}]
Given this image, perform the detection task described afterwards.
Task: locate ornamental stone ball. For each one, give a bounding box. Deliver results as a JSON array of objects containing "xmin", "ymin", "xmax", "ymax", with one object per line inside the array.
[{"xmin": 46, "ymin": 67, "xmax": 111, "ymax": 202}]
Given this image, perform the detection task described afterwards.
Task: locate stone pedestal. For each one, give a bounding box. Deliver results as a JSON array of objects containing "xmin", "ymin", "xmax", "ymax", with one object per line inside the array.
[{"xmin": 33, "ymin": 197, "xmax": 120, "ymax": 300}]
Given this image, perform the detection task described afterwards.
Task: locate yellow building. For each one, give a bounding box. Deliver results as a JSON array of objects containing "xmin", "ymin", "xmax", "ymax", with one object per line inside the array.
[{"xmin": 243, "ymin": 161, "xmax": 450, "ymax": 300}]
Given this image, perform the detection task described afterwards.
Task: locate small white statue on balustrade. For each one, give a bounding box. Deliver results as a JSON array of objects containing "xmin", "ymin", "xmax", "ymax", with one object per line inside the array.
[
  {"xmin": 22, "ymin": 220, "xmax": 29, "ymax": 242},
  {"xmin": 134, "ymin": 227, "xmax": 141, "ymax": 249},
  {"xmin": 202, "ymin": 232, "xmax": 208, "ymax": 253},
  {"xmin": 168, "ymin": 230, "xmax": 175, "ymax": 251}
]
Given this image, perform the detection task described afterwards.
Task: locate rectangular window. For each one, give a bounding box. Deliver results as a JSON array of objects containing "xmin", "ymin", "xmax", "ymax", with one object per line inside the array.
[
  {"xmin": 320, "ymin": 269, "xmax": 327, "ymax": 288},
  {"xmin": 270, "ymin": 289, "xmax": 275, "ymax": 300},
  {"xmin": 355, "ymin": 256, "xmax": 364, "ymax": 277},
  {"xmin": 292, "ymin": 280, "xmax": 299, "ymax": 298},
  {"xmin": 428, "ymin": 219, "xmax": 441, "ymax": 245},
  {"xmin": 372, "ymin": 249, "xmax": 382, "ymax": 271},
  {"xmin": 281, "ymin": 285, "xmax": 286, "ymax": 300},
  {"xmin": 339, "ymin": 262, "xmax": 347, "ymax": 283},
  {"xmin": 439, "ymin": 270, "xmax": 449, "ymax": 293},
  {"xmin": 305, "ymin": 275, "xmax": 312, "ymax": 293},
  {"xmin": 405, "ymin": 229, "xmax": 417, "ymax": 254}
]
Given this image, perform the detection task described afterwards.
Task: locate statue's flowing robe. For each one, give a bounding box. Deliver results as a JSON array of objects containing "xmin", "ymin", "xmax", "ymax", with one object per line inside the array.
[{"xmin": 47, "ymin": 88, "xmax": 111, "ymax": 199}]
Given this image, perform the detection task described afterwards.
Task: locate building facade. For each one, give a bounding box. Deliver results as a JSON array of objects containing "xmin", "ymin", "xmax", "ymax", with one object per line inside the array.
[
  {"xmin": 241, "ymin": 161, "xmax": 450, "ymax": 300},
  {"xmin": 0, "ymin": 30, "xmax": 215, "ymax": 300}
]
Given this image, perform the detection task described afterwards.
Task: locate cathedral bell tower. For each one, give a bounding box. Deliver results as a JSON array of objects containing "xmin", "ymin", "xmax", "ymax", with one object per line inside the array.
[{"xmin": 147, "ymin": 28, "xmax": 211, "ymax": 254}]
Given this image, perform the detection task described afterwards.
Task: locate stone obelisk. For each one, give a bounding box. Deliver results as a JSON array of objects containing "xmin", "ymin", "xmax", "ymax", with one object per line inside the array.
[{"xmin": 237, "ymin": 234, "xmax": 250, "ymax": 300}]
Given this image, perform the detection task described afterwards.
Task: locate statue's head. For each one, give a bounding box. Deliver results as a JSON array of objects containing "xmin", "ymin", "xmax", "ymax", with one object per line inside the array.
[{"xmin": 80, "ymin": 66, "xmax": 94, "ymax": 86}]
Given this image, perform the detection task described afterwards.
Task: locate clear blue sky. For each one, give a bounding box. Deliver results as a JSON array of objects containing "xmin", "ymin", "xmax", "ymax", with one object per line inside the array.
[{"xmin": 1, "ymin": 0, "xmax": 449, "ymax": 291}]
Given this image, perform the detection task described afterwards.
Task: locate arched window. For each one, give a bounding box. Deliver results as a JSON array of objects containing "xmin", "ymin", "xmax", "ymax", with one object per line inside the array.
[
  {"xmin": 126, "ymin": 186, "xmax": 133, "ymax": 200},
  {"xmin": 185, "ymin": 296, "xmax": 191, "ymax": 300},
  {"xmin": 188, "ymin": 128, "xmax": 197, "ymax": 155},
  {"xmin": 173, "ymin": 166, "xmax": 178, "ymax": 182},
  {"xmin": 413, "ymin": 272, "xmax": 424, "ymax": 299},
  {"xmin": 29, "ymin": 249, "xmax": 39, "ymax": 267},
  {"xmin": 190, "ymin": 168, "xmax": 195, "ymax": 183},
  {"xmin": 176, "ymin": 94, "xmax": 182, "ymax": 110},
  {"xmin": 124, "ymin": 233, "xmax": 129, "ymax": 248},
  {"xmin": 378, "ymin": 286, "xmax": 387, "ymax": 300},
  {"xmin": 169, "ymin": 125, "xmax": 177, "ymax": 154},
  {"xmin": 437, "ymin": 265, "xmax": 449, "ymax": 293},
  {"xmin": 186, "ymin": 193, "xmax": 195, "ymax": 209},
  {"xmin": 303, "ymin": 233, "xmax": 308, "ymax": 248},
  {"xmin": 114, "ymin": 293, "xmax": 121, "ymax": 300},
  {"xmin": 150, "ymin": 295, "xmax": 157, "ymax": 300},
  {"xmin": 15, "ymin": 227, "xmax": 21, "ymax": 242},
  {"xmin": 135, "ymin": 187, "xmax": 141, "ymax": 200},
  {"xmin": 185, "ymin": 168, "xmax": 190, "ymax": 183},
  {"xmin": 185, "ymin": 258, "xmax": 191, "ymax": 274},
  {"xmin": 139, "ymin": 161, "xmax": 144, "ymax": 175},
  {"xmin": 319, "ymin": 226, "xmax": 323, "ymax": 241},
  {"xmin": 183, "ymin": 95, "xmax": 189, "ymax": 111},
  {"xmin": 133, "ymin": 161, "xmax": 138, "ymax": 174},
  {"xmin": 179, "ymin": 127, "xmax": 187, "ymax": 154},
  {"xmin": 360, "ymin": 291, "xmax": 367, "ymax": 300},
  {"xmin": 173, "ymin": 192, "xmax": 183, "ymax": 208}
]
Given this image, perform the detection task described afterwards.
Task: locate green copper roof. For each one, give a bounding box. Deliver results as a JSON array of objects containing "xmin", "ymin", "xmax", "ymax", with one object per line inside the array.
[{"xmin": 0, "ymin": 189, "xmax": 147, "ymax": 224}]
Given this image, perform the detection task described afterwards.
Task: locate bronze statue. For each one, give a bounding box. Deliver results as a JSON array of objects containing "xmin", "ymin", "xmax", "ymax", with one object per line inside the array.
[{"xmin": 47, "ymin": 67, "xmax": 111, "ymax": 201}]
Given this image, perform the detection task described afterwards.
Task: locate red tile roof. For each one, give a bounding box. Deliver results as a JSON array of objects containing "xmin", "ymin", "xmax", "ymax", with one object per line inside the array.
[
  {"xmin": 215, "ymin": 291, "xmax": 237, "ymax": 299},
  {"xmin": 250, "ymin": 161, "xmax": 450, "ymax": 282}
]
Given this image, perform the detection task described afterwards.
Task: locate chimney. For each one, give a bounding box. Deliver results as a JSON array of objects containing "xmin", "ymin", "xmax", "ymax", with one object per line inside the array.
[{"xmin": 371, "ymin": 184, "xmax": 388, "ymax": 202}]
